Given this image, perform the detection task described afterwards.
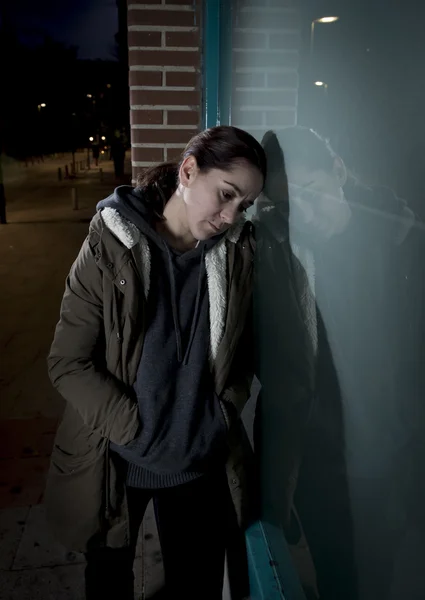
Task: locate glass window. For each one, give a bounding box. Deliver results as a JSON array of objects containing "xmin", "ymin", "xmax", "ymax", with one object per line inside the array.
[{"xmin": 226, "ymin": 1, "xmax": 425, "ymax": 598}]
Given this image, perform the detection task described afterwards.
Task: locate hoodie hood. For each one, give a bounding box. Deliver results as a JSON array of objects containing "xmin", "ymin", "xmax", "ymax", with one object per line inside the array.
[{"xmin": 96, "ymin": 185, "xmax": 224, "ymax": 254}]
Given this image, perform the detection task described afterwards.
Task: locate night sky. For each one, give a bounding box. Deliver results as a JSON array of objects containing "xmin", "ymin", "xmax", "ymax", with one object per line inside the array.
[{"xmin": 2, "ymin": 0, "xmax": 118, "ymax": 60}]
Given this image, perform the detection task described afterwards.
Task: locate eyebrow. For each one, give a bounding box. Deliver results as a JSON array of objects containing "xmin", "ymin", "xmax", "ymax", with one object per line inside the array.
[{"xmin": 223, "ymin": 180, "xmax": 243, "ymax": 195}]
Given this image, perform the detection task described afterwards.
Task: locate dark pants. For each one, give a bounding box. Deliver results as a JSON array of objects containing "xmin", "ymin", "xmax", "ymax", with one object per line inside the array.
[
  {"xmin": 113, "ymin": 158, "xmax": 125, "ymax": 179},
  {"xmin": 85, "ymin": 471, "xmax": 231, "ymax": 600}
]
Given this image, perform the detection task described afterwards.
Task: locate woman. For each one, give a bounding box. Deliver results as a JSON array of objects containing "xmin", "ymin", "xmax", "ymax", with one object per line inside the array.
[{"xmin": 45, "ymin": 125, "xmax": 266, "ymax": 599}]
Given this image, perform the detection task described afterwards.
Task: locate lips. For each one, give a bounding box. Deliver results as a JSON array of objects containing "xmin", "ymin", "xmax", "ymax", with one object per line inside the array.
[{"xmin": 209, "ymin": 222, "xmax": 220, "ymax": 233}]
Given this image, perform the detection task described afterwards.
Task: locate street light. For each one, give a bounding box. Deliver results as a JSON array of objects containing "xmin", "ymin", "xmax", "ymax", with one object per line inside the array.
[
  {"xmin": 315, "ymin": 81, "xmax": 329, "ymax": 96},
  {"xmin": 87, "ymin": 94, "xmax": 92, "ymax": 99},
  {"xmin": 40, "ymin": 103, "xmax": 46, "ymax": 108},
  {"xmin": 101, "ymin": 136, "xmax": 106, "ymax": 141},
  {"xmin": 89, "ymin": 137, "xmax": 94, "ymax": 142},
  {"xmin": 311, "ymin": 16, "xmax": 339, "ymax": 54},
  {"xmin": 317, "ymin": 16, "xmax": 339, "ymax": 23}
]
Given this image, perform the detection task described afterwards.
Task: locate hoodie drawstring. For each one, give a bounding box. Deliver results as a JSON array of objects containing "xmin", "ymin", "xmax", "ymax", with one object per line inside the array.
[
  {"xmin": 164, "ymin": 243, "xmax": 183, "ymax": 362},
  {"xmin": 183, "ymin": 245, "xmax": 205, "ymax": 365},
  {"xmin": 163, "ymin": 242, "xmax": 206, "ymax": 365}
]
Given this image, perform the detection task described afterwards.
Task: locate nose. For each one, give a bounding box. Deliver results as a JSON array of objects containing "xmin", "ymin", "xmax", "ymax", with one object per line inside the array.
[{"xmin": 220, "ymin": 203, "xmax": 239, "ymax": 225}]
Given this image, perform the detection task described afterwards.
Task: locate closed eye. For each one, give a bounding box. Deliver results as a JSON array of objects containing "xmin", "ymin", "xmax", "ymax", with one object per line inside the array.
[{"xmin": 222, "ymin": 190, "xmax": 235, "ymax": 201}]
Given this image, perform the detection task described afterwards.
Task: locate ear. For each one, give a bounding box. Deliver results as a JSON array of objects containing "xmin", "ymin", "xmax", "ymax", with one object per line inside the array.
[
  {"xmin": 333, "ymin": 156, "xmax": 347, "ymax": 187},
  {"xmin": 179, "ymin": 155, "xmax": 199, "ymax": 188}
]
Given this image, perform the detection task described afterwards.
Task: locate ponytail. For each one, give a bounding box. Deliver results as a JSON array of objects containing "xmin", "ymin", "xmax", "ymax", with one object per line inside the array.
[{"xmin": 136, "ymin": 161, "xmax": 179, "ymax": 219}]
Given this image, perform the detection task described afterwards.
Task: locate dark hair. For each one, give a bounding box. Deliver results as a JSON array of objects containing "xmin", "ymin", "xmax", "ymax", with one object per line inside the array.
[
  {"xmin": 262, "ymin": 126, "xmax": 337, "ymax": 176},
  {"xmin": 136, "ymin": 125, "xmax": 267, "ymax": 217}
]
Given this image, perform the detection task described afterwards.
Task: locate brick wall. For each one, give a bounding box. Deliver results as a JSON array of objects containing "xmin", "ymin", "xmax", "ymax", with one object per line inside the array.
[
  {"xmin": 231, "ymin": 0, "xmax": 301, "ymax": 142},
  {"xmin": 127, "ymin": 1, "xmax": 202, "ymax": 182}
]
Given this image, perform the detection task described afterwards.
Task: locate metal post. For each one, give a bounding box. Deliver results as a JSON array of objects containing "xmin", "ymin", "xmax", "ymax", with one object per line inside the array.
[
  {"xmin": 218, "ymin": 0, "xmax": 233, "ymax": 125},
  {"xmin": 58, "ymin": 167, "xmax": 62, "ymax": 181},
  {"xmin": 0, "ymin": 153, "xmax": 7, "ymax": 224},
  {"xmin": 310, "ymin": 21, "xmax": 315, "ymax": 55},
  {"xmin": 203, "ymin": 0, "xmax": 221, "ymax": 128},
  {"xmin": 71, "ymin": 187, "xmax": 79, "ymax": 210}
]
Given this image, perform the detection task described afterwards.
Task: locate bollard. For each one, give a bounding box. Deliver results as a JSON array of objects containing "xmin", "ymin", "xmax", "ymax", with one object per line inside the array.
[
  {"xmin": 64, "ymin": 165, "xmax": 69, "ymax": 179},
  {"xmin": 99, "ymin": 168, "xmax": 103, "ymax": 182},
  {"xmin": 58, "ymin": 167, "xmax": 62, "ymax": 181},
  {"xmin": 71, "ymin": 187, "xmax": 79, "ymax": 210}
]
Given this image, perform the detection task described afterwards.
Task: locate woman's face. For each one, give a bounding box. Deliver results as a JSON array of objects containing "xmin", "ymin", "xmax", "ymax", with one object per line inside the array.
[
  {"xmin": 180, "ymin": 157, "xmax": 264, "ymax": 240},
  {"xmin": 286, "ymin": 162, "xmax": 351, "ymax": 240}
]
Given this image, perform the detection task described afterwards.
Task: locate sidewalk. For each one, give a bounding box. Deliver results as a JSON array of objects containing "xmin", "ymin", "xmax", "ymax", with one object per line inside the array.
[{"xmin": 0, "ymin": 158, "xmax": 165, "ymax": 599}]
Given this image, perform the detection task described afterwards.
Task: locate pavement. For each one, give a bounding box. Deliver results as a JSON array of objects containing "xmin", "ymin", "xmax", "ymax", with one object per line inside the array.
[{"xmin": 0, "ymin": 155, "xmax": 165, "ymax": 599}]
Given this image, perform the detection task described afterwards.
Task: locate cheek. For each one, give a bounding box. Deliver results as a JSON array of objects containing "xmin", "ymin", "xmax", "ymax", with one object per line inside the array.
[{"xmin": 189, "ymin": 193, "xmax": 220, "ymax": 220}]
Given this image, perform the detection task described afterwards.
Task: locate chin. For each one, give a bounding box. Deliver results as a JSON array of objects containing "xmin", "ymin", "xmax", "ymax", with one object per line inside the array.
[{"xmin": 194, "ymin": 224, "xmax": 220, "ymax": 241}]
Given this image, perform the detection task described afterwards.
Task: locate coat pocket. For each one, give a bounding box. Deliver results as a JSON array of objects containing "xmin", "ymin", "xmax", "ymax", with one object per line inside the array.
[{"xmin": 45, "ymin": 425, "xmax": 107, "ymax": 552}]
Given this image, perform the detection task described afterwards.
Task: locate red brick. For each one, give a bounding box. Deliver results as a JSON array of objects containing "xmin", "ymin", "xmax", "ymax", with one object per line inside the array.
[
  {"xmin": 128, "ymin": 30, "xmax": 162, "ymax": 47},
  {"xmin": 167, "ymin": 110, "xmax": 199, "ymax": 126},
  {"xmin": 132, "ymin": 128, "xmax": 195, "ymax": 144},
  {"xmin": 128, "ymin": 9, "xmax": 196, "ymax": 27},
  {"xmin": 132, "ymin": 147, "xmax": 164, "ymax": 163},
  {"xmin": 165, "ymin": 71, "xmax": 198, "ymax": 88},
  {"xmin": 129, "ymin": 50, "xmax": 199, "ymax": 68},
  {"xmin": 130, "ymin": 109, "xmax": 163, "ymax": 125},
  {"xmin": 129, "ymin": 70, "xmax": 163, "ymax": 87},
  {"xmin": 167, "ymin": 147, "xmax": 185, "ymax": 161},
  {"xmin": 132, "ymin": 89, "xmax": 200, "ymax": 106},
  {"xmin": 166, "ymin": 31, "xmax": 199, "ymax": 47}
]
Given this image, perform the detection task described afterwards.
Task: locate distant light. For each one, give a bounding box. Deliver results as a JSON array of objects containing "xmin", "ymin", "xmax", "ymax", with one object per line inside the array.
[
  {"xmin": 87, "ymin": 94, "xmax": 92, "ymax": 98},
  {"xmin": 40, "ymin": 103, "xmax": 46, "ymax": 108},
  {"xmin": 89, "ymin": 137, "xmax": 94, "ymax": 142},
  {"xmin": 101, "ymin": 150, "xmax": 105, "ymax": 154},
  {"xmin": 315, "ymin": 81, "xmax": 325, "ymax": 86},
  {"xmin": 106, "ymin": 84, "xmax": 111, "ymax": 88},
  {"xmin": 316, "ymin": 16, "xmax": 339, "ymax": 23},
  {"xmin": 101, "ymin": 136, "xmax": 106, "ymax": 141}
]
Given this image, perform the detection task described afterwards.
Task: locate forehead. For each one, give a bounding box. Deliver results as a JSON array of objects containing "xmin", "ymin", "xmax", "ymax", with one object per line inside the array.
[{"xmin": 220, "ymin": 163, "xmax": 263, "ymax": 191}]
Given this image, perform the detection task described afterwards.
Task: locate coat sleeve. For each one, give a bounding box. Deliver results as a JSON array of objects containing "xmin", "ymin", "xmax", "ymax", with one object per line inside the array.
[
  {"xmin": 47, "ymin": 236, "xmax": 140, "ymax": 446},
  {"xmin": 221, "ymin": 304, "xmax": 255, "ymax": 418}
]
